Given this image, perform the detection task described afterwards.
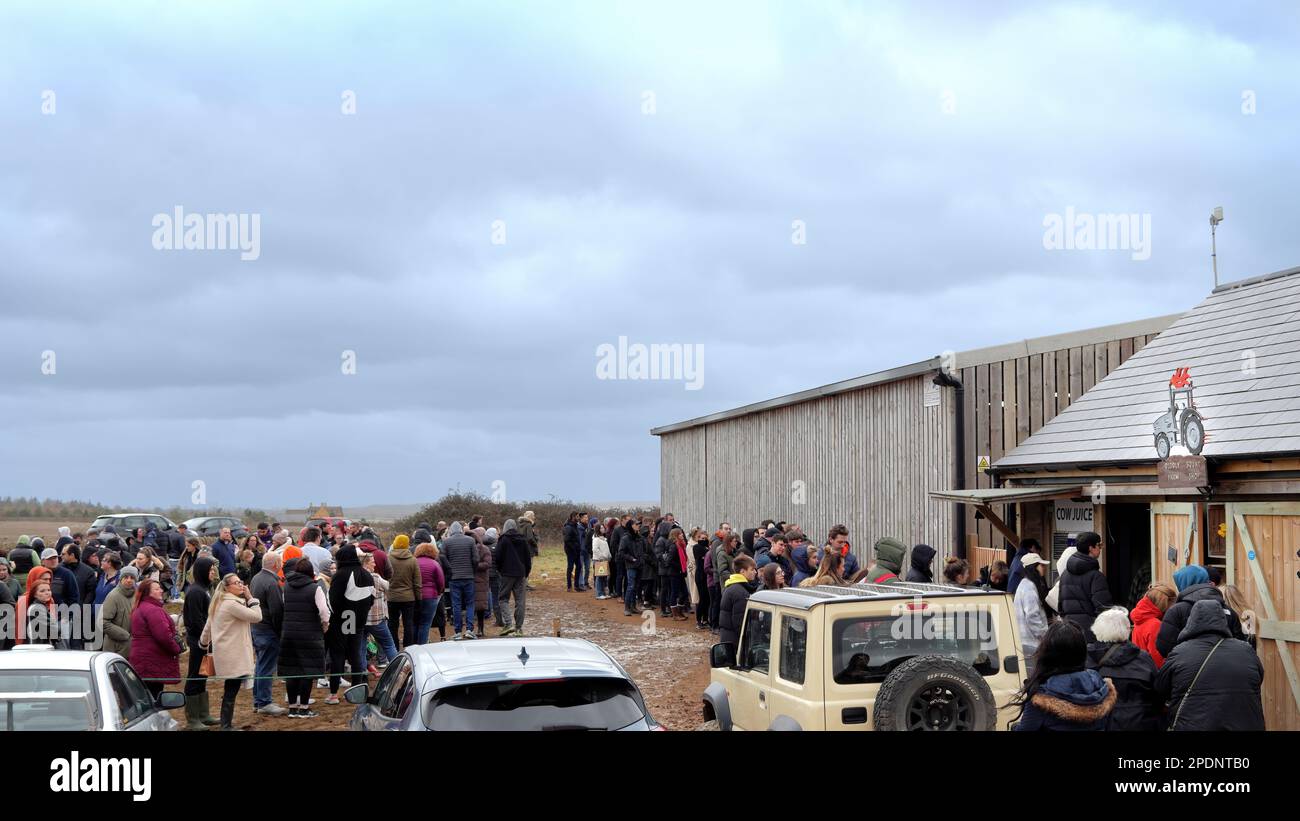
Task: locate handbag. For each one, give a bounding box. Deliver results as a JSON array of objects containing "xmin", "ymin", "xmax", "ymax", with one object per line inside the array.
[
  {"xmin": 594, "ymin": 560, "xmax": 610, "ymax": 577},
  {"xmin": 1170, "ymin": 638, "xmax": 1224, "ymax": 730},
  {"xmin": 198, "ymin": 653, "xmax": 215, "ymax": 677}
]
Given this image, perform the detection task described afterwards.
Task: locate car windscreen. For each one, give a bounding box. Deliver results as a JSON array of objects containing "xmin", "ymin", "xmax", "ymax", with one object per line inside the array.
[
  {"xmin": 421, "ymin": 676, "xmax": 646, "ymax": 731},
  {"xmin": 0, "ymin": 671, "xmax": 96, "ymax": 731}
]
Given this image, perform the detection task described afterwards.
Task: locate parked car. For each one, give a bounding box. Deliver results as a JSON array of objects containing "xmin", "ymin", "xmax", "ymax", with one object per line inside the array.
[
  {"xmin": 702, "ymin": 581, "xmax": 1025, "ymax": 731},
  {"xmin": 0, "ymin": 645, "xmax": 184, "ymax": 731},
  {"xmin": 306, "ymin": 516, "xmax": 351, "ymax": 531},
  {"xmin": 346, "ymin": 637, "xmax": 661, "ymax": 731},
  {"xmin": 181, "ymin": 516, "xmax": 249, "ymax": 540},
  {"xmin": 88, "ymin": 513, "xmax": 178, "ymax": 536}
]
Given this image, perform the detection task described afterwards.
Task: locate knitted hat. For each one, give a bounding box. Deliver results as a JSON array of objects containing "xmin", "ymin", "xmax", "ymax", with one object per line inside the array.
[
  {"xmin": 120, "ymin": 566, "xmax": 141, "ymax": 580},
  {"xmin": 392, "ymin": 534, "xmax": 410, "ymax": 550}
]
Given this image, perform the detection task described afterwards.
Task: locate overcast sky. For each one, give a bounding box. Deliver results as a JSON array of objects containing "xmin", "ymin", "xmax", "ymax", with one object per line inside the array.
[{"xmin": 2, "ymin": 1, "xmax": 1298, "ymax": 509}]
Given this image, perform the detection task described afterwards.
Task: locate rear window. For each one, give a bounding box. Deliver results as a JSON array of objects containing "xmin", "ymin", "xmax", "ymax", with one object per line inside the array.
[
  {"xmin": 422, "ymin": 677, "xmax": 646, "ymax": 731},
  {"xmin": 0, "ymin": 671, "xmax": 97, "ymax": 731},
  {"xmin": 90, "ymin": 516, "xmax": 115, "ymax": 530},
  {"xmin": 831, "ymin": 609, "xmax": 1000, "ymax": 685}
]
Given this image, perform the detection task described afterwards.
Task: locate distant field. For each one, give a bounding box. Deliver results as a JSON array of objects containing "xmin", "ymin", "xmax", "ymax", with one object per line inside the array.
[{"xmin": 0, "ymin": 518, "xmax": 86, "ymax": 550}]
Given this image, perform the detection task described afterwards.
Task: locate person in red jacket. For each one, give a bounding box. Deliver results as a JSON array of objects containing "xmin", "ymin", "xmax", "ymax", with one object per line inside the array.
[
  {"xmin": 128, "ymin": 579, "xmax": 184, "ymax": 704},
  {"xmin": 1131, "ymin": 582, "xmax": 1176, "ymax": 668}
]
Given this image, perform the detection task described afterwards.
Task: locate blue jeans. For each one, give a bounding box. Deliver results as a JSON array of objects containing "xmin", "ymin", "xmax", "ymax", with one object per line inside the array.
[
  {"xmin": 580, "ymin": 551, "xmax": 592, "ymax": 589},
  {"xmin": 624, "ymin": 568, "xmax": 639, "ymax": 610},
  {"xmin": 367, "ymin": 622, "xmax": 399, "ymax": 665},
  {"xmin": 167, "ymin": 558, "xmax": 181, "ymax": 598},
  {"xmin": 416, "ymin": 597, "xmax": 440, "ymax": 645},
  {"xmin": 594, "ymin": 575, "xmax": 608, "ymax": 598},
  {"xmin": 251, "ymin": 627, "xmax": 280, "ymax": 709},
  {"xmin": 449, "ymin": 579, "xmax": 476, "ymax": 633}
]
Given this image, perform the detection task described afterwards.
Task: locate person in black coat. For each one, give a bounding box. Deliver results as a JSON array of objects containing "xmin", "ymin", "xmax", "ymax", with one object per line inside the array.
[
  {"xmin": 562, "ymin": 513, "xmax": 583, "ymax": 592},
  {"xmin": 717, "ymin": 556, "xmax": 759, "ymax": 656},
  {"xmin": 1155, "ymin": 598, "xmax": 1264, "ymax": 731},
  {"xmin": 1056, "ymin": 532, "xmax": 1112, "ymax": 638},
  {"xmin": 617, "ymin": 523, "xmax": 648, "ymax": 616},
  {"xmin": 326, "ymin": 545, "xmax": 374, "ymax": 699},
  {"xmin": 905, "ymin": 544, "xmax": 936, "ymax": 583},
  {"xmin": 1085, "ymin": 607, "xmax": 1162, "ymax": 731},
  {"xmin": 181, "ymin": 556, "xmax": 219, "ymax": 727},
  {"xmin": 1154, "ymin": 565, "xmax": 1246, "ymax": 660},
  {"xmin": 280, "ymin": 558, "xmax": 328, "ymax": 718},
  {"xmin": 1012, "ymin": 620, "xmax": 1116, "ymax": 731}
]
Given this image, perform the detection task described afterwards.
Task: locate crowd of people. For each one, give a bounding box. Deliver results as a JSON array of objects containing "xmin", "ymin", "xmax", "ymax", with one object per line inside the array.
[
  {"xmin": 0, "ymin": 514, "xmax": 1270, "ymax": 732},
  {"xmin": 0, "ymin": 514, "xmax": 538, "ymax": 728}
]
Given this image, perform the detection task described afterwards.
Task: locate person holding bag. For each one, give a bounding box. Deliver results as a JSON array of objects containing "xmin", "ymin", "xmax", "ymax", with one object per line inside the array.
[
  {"xmin": 591, "ymin": 524, "xmax": 612, "ymax": 600},
  {"xmin": 199, "ymin": 572, "xmax": 263, "ymax": 731}
]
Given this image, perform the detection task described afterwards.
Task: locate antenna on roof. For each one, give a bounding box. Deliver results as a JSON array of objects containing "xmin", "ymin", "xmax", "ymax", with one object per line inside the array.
[{"xmin": 1209, "ymin": 206, "xmax": 1224, "ymax": 287}]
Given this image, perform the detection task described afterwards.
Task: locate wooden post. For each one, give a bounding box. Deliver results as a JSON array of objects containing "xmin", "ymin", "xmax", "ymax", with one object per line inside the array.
[{"xmin": 976, "ymin": 504, "xmax": 1021, "ymax": 550}]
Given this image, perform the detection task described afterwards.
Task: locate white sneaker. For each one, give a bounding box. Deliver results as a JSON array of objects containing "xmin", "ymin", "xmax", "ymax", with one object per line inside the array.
[
  {"xmin": 256, "ymin": 703, "xmax": 288, "ymax": 716},
  {"xmin": 317, "ymin": 678, "xmax": 329, "ymax": 688}
]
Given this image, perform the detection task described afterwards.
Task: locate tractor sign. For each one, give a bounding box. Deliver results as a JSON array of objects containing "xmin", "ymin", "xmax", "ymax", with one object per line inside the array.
[{"xmin": 1152, "ymin": 367, "xmax": 1206, "ymax": 459}]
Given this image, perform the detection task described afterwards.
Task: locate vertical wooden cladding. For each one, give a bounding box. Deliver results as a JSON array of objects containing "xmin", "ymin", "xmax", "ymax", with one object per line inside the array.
[
  {"xmin": 961, "ymin": 333, "xmax": 1155, "ymax": 552},
  {"xmin": 660, "ymin": 332, "xmax": 1163, "ymax": 565},
  {"xmin": 658, "ymin": 375, "xmax": 954, "ymax": 569}
]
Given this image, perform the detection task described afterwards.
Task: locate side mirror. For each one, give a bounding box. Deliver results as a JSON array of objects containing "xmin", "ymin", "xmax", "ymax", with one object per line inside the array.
[
  {"xmin": 157, "ymin": 691, "xmax": 186, "ymax": 710},
  {"xmin": 343, "ymin": 683, "xmax": 369, "ymax": 705},
  {"xmin": 710, "ymin": 643, "xmax": 736, "ymax": 669}
]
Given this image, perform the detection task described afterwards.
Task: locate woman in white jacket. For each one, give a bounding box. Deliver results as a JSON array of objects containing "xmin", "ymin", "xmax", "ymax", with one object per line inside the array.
[
  {"xmin": 1014, "ymin": 553, "xmax": 1051, "ymax": 676},
  {"xmin": 591, "ymin": 526, "xmax": 612, "ymax": 600}
]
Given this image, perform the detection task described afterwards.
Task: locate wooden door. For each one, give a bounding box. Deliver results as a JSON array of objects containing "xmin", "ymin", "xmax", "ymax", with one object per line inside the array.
[
  {"xmin": 1227, "ymin": 503, "xmax": 1300, "ymax": 731},
  {"xmin": 1149, "ymin": 502, "xmax": 1200, "ymax": 592}
]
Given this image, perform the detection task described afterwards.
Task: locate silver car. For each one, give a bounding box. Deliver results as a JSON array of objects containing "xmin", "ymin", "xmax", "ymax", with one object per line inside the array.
[
  {"xmin": 0, "ymin": 646, "xmax": 183, "ymax": 731},
  {"xmin": 346, "ymin": 637, "xmax": 661, "ymax": 731}
]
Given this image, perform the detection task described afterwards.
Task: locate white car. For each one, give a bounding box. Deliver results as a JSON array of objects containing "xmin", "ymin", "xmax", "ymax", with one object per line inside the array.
[{"xmin": 0, "ymin": 646, "xmax": 183, "ymax": 731}]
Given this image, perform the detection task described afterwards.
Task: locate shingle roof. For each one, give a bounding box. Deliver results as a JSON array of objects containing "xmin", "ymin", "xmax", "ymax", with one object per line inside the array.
[{"xmin": 995, "ymin": 266, "xmax": 1300, "ymax": 471}]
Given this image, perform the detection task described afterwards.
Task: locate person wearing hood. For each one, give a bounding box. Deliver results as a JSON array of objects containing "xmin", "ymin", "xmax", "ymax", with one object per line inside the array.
[
  {"xmin": 279, "ymin": 558, "xmax": 330, "ymax": 719},
  {"xmin": 24, "ymin": 577, "xmax": 65, "ymax": 648},
  {"xmin": 1154, "ymin": 598, "xmax": 1264, "ymax": 730},
  {"xmin": 9, "ymin": 535, "xmax": 37, "ymax": 587},
  {"xmin": 484, "ymin": 527, "xmax": 507, "ymax": 627},
  {"xmin": 717, "ymin": 556, "xmax": 759, "ymax": 655},
  {"xmin": 863, "ymin": 538, "xmax": 906, "ymax": 584},
  {"xmin": 128, "ymin": 579, "xmax": 184, "ymax": 703},
  {"xmin": 1155, "ymin": 564, "xmax": 1246, "ymax": 661},
  {"xmin": 496, "ymin": 519, "xmax": 532, "ymax": 636},
  {"xmin": 470, "ymin": 528, "xmax": 494, "ymax": 637},
  {"xmin": 1056, "ymin": 532, "xmax": 1112, "ymax": 638},
  {"xmin": 1131, "ymin": 582, "xmax": 1176, "ymax": 668},
  {"xmin": 1006, "ymin": 539, "xmax": 1041, "ymax": 597},
  {"xmin": 182, "ymin": 556, "xmax": 220, "ymax": 729},
  {"xmin": 788, "ymin": 533, "xmax": 816, "ymax": 587},
  {"xmin": 440, "ymin": 522, "xmax": 479, "ymax": 639},
  {"xmin": 1085, "ymin": 607, "xmax": 1161, "ymax": 731},
  {"xmin": 1014, "ymin": 553, "xmax": 1051, "ymax": 673},
  {"xmin": 325, "ymin": 544, "xmax": 375, "ymax": 704},
  {"xmin": 386, "ymin": 533, "xmax": 423, "ymax": 648},
  {"xmin": 905, "ymin": 544, "xmax": 937, "ymax": 583},
  {"xmin": 1012, "ymin": 620, "xmax": 1116, "ymax": 731},
  {"xmin": 98, "ymin": 565, "xmax": 139, "ymax": 657}
]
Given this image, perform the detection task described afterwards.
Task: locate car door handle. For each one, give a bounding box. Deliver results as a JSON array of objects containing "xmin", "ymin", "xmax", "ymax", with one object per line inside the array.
[{"xmin": 841, "ymin": 707, "xmax": 868, "ymax": 724}]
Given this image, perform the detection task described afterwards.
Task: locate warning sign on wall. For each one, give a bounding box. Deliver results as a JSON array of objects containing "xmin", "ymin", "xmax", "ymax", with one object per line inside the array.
[{"xmin": 976, "ymin": 455, "xmax": 990, "ymax": 472}]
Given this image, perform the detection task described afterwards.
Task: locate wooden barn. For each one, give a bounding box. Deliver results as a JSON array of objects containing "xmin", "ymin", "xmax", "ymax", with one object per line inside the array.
[
  {"xmin": 652, "ymin": 312, "xmax": 1178, "ymax": 568},
  {"xmin": 953, "ymin": 265, "xmax": 1300, "ymax": 729}
]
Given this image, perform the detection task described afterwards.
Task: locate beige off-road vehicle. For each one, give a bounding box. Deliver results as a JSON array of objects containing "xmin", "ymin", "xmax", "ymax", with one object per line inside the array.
[{"xmin": 701, "ymin": 581, "xmax": 1026, "ymax": 730}]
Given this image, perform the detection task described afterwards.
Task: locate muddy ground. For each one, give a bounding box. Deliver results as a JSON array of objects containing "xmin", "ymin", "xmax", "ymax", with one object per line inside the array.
[{"xmin": 186, "ymin": 554, "xmax": 713, "ymax": 731}]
